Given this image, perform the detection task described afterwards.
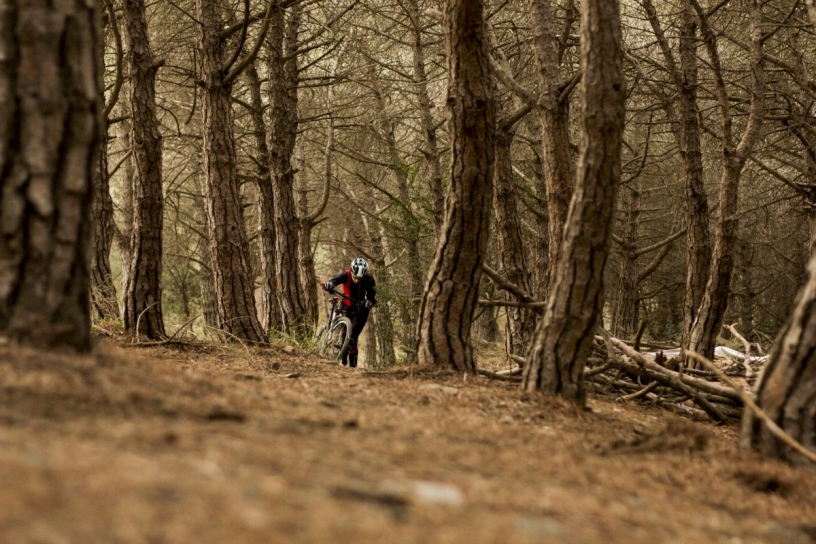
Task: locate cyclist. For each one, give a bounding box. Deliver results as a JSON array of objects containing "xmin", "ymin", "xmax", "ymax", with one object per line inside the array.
[{"xmin": 320, "ymin": 257, "xmax": 377, "ymax": 368}]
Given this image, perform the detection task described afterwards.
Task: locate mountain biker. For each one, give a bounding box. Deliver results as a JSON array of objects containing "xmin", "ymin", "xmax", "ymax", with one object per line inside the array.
[{"xmin": 320, "ymin": 257, "xmax": 377, "ymax": 368}]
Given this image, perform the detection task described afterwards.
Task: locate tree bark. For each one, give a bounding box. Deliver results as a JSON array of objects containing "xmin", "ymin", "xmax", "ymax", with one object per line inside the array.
[
  {"xmin": 522, "ymin": 0, "xmax": 625, "ymax": 401},
  {"xmin": 612, "ymin": 184, "xmax": 640, "ymax": 338},
  {"xmin": 122, "ymin": 0, "xmax": 166, "ymax": 340},
  {"xmin": 416, "ymin": 0, "xmax": 495, "ymax": 373},
  {"xmin": 0, "ymin": 0, "xmax": 102, "ymax": 351},
  {"xmin": 267, "ymin": 4, "xmax": 308, "ymax": 337},
  {"xmin": 685, "ymin": 0, "xmax": 765, "ymax": 361},
  {"xmin": 113, "ymin": 116, "xmax": 135, "ymax": 299},
  {"xmin": 676, "ymin": 4, "xmax": 711, "ymax": 346},
  {"xmin": 529, "ymin": 0, "xmax": 576, "ymax": 287},
  {"xmin": 494, "ymin": 126, "xmax": 535, "ymax": 357},
  {"xmin": 749, "ymin": 231, "xmax": 816, "ymax": 464},
  {"xmin": 196, "ymin": 0, "xmax": 266, "ymax": 343},
  {"xmin": 245, "ymin": 62, "xmax": 283, "ymax": 333},
  {"xmin": 92, "ymin": 123, "xmax": 120, "ymax": 322}
]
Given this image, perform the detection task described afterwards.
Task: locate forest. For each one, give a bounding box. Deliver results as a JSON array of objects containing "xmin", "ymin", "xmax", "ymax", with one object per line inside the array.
[{"xmin": 2, "ymin": 0, "xmax": 816, "ymax": 542}]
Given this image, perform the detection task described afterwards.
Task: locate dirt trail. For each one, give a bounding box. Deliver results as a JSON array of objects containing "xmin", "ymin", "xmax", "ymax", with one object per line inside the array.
[{"xmin": 1, "ymin": 341, "xmax": 815, "ymax": 544}]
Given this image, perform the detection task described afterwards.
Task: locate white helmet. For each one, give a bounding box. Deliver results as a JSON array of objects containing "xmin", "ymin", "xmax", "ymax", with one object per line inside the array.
[{"xmin": 350, "ymin": 257, "xmax": 369, "ymax": 278}]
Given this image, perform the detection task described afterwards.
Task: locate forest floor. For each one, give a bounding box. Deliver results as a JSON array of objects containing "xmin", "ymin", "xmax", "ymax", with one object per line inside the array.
[{"xmin": 1, "ymin": 339, "xmax": 815, "ymax": 544}]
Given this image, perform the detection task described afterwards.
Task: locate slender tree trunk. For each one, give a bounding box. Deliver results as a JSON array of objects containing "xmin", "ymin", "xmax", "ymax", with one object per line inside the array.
[
  {"xmin": 525, "ymin": 118, "xmax": 551, "ymax": 300},
  {"xmin": 296, "ymin": 148, "xmax": 320, "ymax": 328},
  {"xmin": 122, "ymin": 0, "xmax": 166, "ymax": 340},
  {"xmin": 114, "ymin": 116, "xmax": 135, "ymax": 299},
  {"xmin": 612, "ymin": 185, "xmax": 640, "ymax": 338},
  {"xmin": 677, "ymin": 3, "xmax": 711, "ymax": 348},
  {"xmin": 267, "ymin": 4, "xmax": 308, "ymax": 336},
  {"xmin": 494, "ymin": 127, "xmax": 535, "ymax": 357},
  {"xmin": 92, "ymin": 124, "xmax": 120, "ymax": 321},
  {"xmin": 642, "ymin": 0, "xmax": 711, "ymax": 346},
  {"xmin": 529, "ymin": 0, "xmax": 575, "ymax": 286},
  {"xmin": 245, "ymin": 62, "xmax": 282, "ymax": 333},
  {"xmin": 522, "ymin": 0, "xmax": 625, "ymax": 401},
  {"xmin": 196, "ymin": 0, "xmax": 266, "ymax": 343},
  {"xmin": 416, "ymin": 0, "xmax": 495, "ymax": 373},
  {"xmin": 0, "ymin": 0, "xmax": 102, "ymax": 351},
  {"xmin": 686, "ymin": 0, "xmax": 764, "ymax": 361},
  {"xmin": 405, "ymin": 0, "xmax": 445, "ymax": 236},
  {"xmin": 748, "ymin": 230, "xmax": 816, "ymax": 464}
]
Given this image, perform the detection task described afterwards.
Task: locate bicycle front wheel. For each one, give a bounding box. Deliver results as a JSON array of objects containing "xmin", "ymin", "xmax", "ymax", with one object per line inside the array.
[
  {"xmin": 315, "ymin": 324, "xmax": 329, "ymax": 356},
  {"xmin": 326, "ymin": 317, "xmax": 352, "ymax": 360}
]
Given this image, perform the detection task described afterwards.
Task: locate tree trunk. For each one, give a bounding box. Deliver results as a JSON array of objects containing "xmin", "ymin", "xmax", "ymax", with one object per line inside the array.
[
  {"xmin": 748, "ymin": 233, "xmax": 816, "ymax": 464},
  {"xmin": 245, "ymin": 62, "xmax": 283, "ymax": 333},
  {"xmin": 522, "ymin": 0, "xmax": 625, "ymax": 401},
  {"xmin": 494, "ymin": 127, "xmax": 535, "ymax": 357},
  {"xmin": 296, "ymin": 147, "xmax": 320, "ymax": 328},
  {"xmin": 267, "ymin": 4, "xmax": 308, "ymax": 337},
  {"xmin": 122, "ymin": 0, "xmax": 166, "ymax": 340},
  {"xmin": 416, "ymin": 0, "xmax": 495, "ymax": 373},
  {"xmin": 92, "ymin": 124, "xmax": 120, "ymax": 321},
  {"xmin": 114, "ymin": 116, "xmax": 135, "ymax": 299},
  {"xmin": 0, "ymin": 0, "xmax": 102, "ymax": 351},
  {"xmin": 685, "ymin": 0, "xmax": 764, "ymax": 361},
  {"xmin": 612, "ymin": 185, "xmax": 640, "ymax": 339},
  {"xmin": 642, "ymin": 0, "xmax": 711, "ymax": 347},
  {"xmin": 529, "ymin": 0, "xmax": 575, "ymax": 287},
  {"xmin": 196, "ymin": 0, "xmax": 266, "ymax": 343},
  {"xmin": 677, "ymin": 3, "xmax": 711, "ymax": 348},
  {"xmin": 405, "ymin": 0, "xmax": 445, "ymax": 236}
]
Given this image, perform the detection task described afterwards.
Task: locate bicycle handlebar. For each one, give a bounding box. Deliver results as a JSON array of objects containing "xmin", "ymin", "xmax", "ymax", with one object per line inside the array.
[{"xmin": 324, "ymin": 287, "xmax": 365, "ymax": 305}]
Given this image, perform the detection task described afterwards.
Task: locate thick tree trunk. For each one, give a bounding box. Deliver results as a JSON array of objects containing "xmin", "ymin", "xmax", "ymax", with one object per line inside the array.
[
  {"xmin": 92, "ymin": 125, "xmax": 120, "ymax": 321},
  {"xmin": 529, "ymin": 0, "xmax": 575, "ymax": 286},
  {"xmin": 122, "ymin": 0, "xmax": 166, "ymax": 340},
  {"xmin": 748, "ymin": 234, "xmax": 816, "ymax": 464},
  {"xmin": 0, "ymin": 0, "xmax": 102, "ymax": 351},
  {"xmin": 494, "ymin": 128, "xmax": 535, "ymax": 357},
  {"xmin": 405, "ymin": 0, "xmax": 445, "ymax": 236},
  {"xmin": 245, "ymin": 63, "xmax": 283, "ymax": 333},
  {"xmin": 416, "ymin": 0, "xmax": 495, "ymax": 373},
  {"xmin": 522, "ymin": 0, "xmax": 625, "ymax": 401},
  {"xmin": 196, "ymin": 0, "xmax": 266, "ymax": 343},
  {"xmin": 267, "ymin": 5, "xmax": 308, "ymax": 337}
]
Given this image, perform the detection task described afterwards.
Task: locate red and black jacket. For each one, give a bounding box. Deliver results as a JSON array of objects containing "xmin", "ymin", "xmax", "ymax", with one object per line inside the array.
[{"xmin": 327, "ymin": 269, "xmax": 377, "ymax": 309}]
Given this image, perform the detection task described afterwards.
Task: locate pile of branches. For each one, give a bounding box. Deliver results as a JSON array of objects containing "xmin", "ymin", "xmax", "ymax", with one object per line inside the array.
[{"xmin": 480, "ymin": 331, "xmax": 760, "ymax": 424}]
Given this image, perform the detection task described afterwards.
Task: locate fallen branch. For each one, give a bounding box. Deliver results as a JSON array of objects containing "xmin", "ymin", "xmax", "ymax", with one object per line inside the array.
[
  {"xmin": 619, "ymin": 381, "xmax": 658, "ymax": 402},
  {"xmin": 685, "ymin": 351, "xmax": 816, "ymax": 466},
  {"xmin": 724, "ymin": 323, "xmax": 754, "ymax": 379},
  {"xmin": 606, "ymin": 336, "xmax": 740, "ymax": 401},
  {"xmin": 477, "ymin": 368, "xmax": 522, "ymax": 382},
  {"xmin": 608, "ymin": 357, "xmax": 727, "ymax": 423}
]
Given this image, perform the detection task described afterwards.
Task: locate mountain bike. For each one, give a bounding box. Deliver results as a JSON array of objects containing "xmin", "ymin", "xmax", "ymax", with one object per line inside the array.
[{"xmin": 315, "ymin": 288, "xmax": 361, "ymax": 360}]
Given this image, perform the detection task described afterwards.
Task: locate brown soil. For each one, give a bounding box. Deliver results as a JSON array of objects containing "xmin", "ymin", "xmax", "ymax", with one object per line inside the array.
[{"xmin": 1, "ymin": 340, "xmax": 815, "ymax": 544}]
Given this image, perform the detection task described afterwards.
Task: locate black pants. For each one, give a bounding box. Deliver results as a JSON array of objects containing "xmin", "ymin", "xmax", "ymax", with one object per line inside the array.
[{"xmin": 341, "ymin": 307, "xmax": 369, "ymax": 367}]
